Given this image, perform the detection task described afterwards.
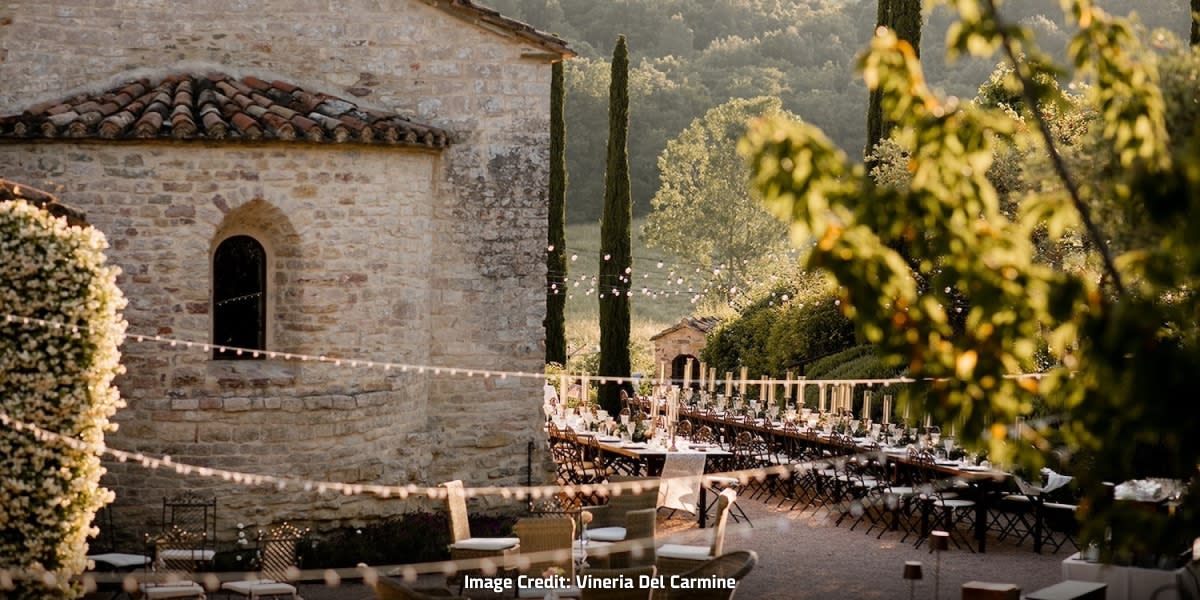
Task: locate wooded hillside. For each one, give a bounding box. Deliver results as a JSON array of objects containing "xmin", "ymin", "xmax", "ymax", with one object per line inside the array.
[{"xmin": 485, "ymin": 0, "xmax": 1192, "ymax": 223}]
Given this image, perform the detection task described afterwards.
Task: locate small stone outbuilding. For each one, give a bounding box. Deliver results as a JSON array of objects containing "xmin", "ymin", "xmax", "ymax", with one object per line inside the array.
[
  {"xmin": 0, "ymin": 0, "xmax": 572, "ymax": 538},
  {"xmin": 650, "ymin": 316, "xmax": 721, "ymax": 383}
]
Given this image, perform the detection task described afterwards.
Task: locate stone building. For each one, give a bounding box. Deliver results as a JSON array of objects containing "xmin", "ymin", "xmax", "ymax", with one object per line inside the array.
[
  {"xmin": 0, "ymin": 0, "xmax": 571, "ymax": 539},
  {"xmin": 650, "ymin": 317, "xmax": 721, "ymax": 383}
]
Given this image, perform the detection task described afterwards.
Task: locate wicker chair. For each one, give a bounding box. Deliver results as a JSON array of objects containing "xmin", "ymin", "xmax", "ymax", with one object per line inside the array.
[
  {"xmin": 220, "ymin": 523, "xmax": 307, "ymax": 599},
  {"xmin": 513, "ymin": 517, "xmax": 579, "ymax": 598},
  {"xmin": 578, "ymin": 565, "xmax": 657, "ymax": 600},
  {"xmin": 655, "ymin": 488, "xmax": 736, "ymax": 576},
  {"xmin": 372, "ymin": 578, "xmax": 470, "ymax": 600},
  {"xmin": 585, "ymin": 478, "xmax": 659, "ymax": 568},
  {"xmin": 656, "ymin": 551, "xmax": 758, "ymax": 600}
]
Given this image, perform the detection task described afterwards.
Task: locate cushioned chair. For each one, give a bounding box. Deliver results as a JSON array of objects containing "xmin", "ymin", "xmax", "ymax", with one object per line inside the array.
[
  {"xmin": 441, "ymin": 480, "xmax": 519, "ymax": 585},
  {"xmin": 657, "ymin": 550, "xmax": 757, "ymax": 600},
  {"xmin": 220, "ymin": 523, "xmax": 306, "ymax": 599},
  {"xmin": 160, "ymin": 493, "xmax": 216, "ymax": 568},
  {"xmin": 513, "ymin": 517, "xmax": 579, "ymax": 598},
  {"xmin": 578, "ymin": 565, "xmax": 657, "ymax": 600},
  {"xmin": 140, "ymin": 527, "xmax": 207, "ymax": 600},
  {"xmin": 655, "ymin": 488, "xmax": 737, "ymax": 576}
]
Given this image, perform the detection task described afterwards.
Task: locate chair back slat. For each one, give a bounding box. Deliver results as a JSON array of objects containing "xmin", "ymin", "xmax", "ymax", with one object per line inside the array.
[
  {"xmin": 441, "ymin": 480, "xmax": 471, "ymax": 543},
  {"xmin": 708, "ymin": 488, "xmax": 737, "ymax": 557}
]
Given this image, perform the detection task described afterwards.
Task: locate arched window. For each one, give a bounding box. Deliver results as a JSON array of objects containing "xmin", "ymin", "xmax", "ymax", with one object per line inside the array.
[{"xmin": 212, "ymin": 235, "xmax": 266, "ymax": 359}]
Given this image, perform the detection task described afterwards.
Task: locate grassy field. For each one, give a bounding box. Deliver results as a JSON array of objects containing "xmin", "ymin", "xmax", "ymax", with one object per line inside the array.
[{"xmin": 560, "ymin": 219, "xmax": 700, "ymax": 371}]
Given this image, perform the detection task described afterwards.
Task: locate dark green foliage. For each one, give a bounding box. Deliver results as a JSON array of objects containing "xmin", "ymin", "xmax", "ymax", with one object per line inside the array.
[
  {"xmin": 1193, "ymin": 0, "xmax": 1199, "ymax": 46},
  {"xmin": 546, "ymin": 61, "xmax": 568, "ymax": 365},
  {"xmin": 703, "ymin": 289, "xmax": 857, "ymax": 381},
  {"xmin": 867, "ymin": 0, "xmax": 922, "ymax": 164},
  {"xmin": 598, "ymin": 36, "xmax": 633, "ymax": 414},
  {"xmin": 295, "ymin": 512, "xmax": 516, "ymax": 568}
]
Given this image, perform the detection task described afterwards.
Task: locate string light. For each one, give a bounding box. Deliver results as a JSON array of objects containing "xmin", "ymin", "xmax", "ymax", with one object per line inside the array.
[{"xmin": 1, "ymin": 311, "xmax": 1047, "ymax": 387}]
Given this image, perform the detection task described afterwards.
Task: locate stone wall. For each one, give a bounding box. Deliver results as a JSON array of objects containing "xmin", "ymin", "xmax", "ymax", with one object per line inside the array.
[
  {"xmin": 0, "ymin": 0, "xmax": 556, "ymax": 540},
  {"xmin": 653, "ymin": 326, "xmax": 709, "ymax": 372}
]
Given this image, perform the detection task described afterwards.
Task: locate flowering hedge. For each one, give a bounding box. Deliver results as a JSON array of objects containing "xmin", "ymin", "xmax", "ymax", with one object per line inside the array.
[{"xmin": 0, "ymin": 197, "xmax": 127, "ymax": 598}]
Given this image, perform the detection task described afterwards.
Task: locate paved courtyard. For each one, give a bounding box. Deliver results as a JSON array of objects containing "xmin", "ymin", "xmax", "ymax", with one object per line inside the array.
[{"xmin": 276, "ymin": 496, "xmax": 1068, "ymax": 599}]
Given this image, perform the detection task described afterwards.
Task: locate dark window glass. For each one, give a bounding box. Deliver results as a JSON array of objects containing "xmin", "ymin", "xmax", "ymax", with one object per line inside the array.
[{"xmin": 212, "ymin": 235, "xmax": 266, "ymax": 359}]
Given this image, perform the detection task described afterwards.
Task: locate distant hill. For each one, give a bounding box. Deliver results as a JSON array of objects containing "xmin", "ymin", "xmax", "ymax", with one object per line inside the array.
[{"xmin": 484, "ymin": 0, "xmax": 1193, "ymax": 223}]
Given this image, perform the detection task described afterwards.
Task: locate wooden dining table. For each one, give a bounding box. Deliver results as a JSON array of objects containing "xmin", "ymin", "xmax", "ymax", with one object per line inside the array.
[
  {"xmin": 678, "ymin": 407, "xmax": 1011, "ymax": 552},
  {"xmin": 551, "ymin": 429, "xmax": 734, "ymax": 528}
]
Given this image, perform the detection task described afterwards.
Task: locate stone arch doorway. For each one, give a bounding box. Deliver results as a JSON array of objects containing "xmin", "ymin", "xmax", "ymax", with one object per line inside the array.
[{"xmin": 671, "ymin": 354, "xmax": 701, "ymax": 388}]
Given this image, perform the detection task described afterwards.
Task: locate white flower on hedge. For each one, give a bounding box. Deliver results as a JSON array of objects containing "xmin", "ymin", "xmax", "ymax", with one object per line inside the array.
[{"xmin": 1, "ymin": 199, "xmax": 127, "ymax": 598}]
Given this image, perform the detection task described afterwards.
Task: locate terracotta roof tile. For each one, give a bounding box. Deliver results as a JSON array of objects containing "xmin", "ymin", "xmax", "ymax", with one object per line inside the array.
[{"xmin": 0, "ymin": 73, "xmax": 451, "ymax": 148}]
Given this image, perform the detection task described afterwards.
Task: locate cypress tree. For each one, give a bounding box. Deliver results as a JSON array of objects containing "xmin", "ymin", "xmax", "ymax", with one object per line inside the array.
[
  {"xmin": 598, "ymin": 35, "xmax": 632, "ymax": 415},
  {"xmin": 866, "ymin": 0, "xmax": 922, "ymax": 169},
  {"xmin": 1192, "ymin": 0, "xmax": 1199, "ymax": 46},
  {"xmin": 546, "ymin": 61, "xmax": 568, "ymax": 366}
]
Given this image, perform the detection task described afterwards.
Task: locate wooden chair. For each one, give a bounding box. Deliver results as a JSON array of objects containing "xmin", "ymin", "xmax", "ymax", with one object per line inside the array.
[
  {"xmin": 441, "ymin": 480, "xmax": 519, "ymax": 572},
  {"xmin": 513, "ymin": 517, "xmax": 578, "ymax": 598},
  {"xmin": 220, "ymin": 523, "xmax": 306, "ymax": 599},
  {"xmin": 657, "ymin": 551, "xmax": 758, "ymax": 600},
  {"xmin": 578, "ymin": 566, "xmax": 657, "ymax": 600},
  {"xmin": 141, "ymin": 527, "xmax": 207, "ymax": 599},
  {"xmin": 655, "ymin": 488, "xmax": 737, "ymax": 576}
]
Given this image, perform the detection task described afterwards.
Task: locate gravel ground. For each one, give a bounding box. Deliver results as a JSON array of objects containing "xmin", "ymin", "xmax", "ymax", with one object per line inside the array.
[{"xmin": 242, "ymin": 495, "xmax": 1070, "ymax": 600}]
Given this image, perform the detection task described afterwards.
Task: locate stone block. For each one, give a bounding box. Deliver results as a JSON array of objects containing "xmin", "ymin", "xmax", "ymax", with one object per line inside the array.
[{"xmin": 224, "ymin": 397, "xmax": 253, "ymax": 412}]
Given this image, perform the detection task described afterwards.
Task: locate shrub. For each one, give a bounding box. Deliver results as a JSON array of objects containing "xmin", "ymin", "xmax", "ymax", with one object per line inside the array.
[
  {"xmin": 296, "ymin": 512, "xmax": 516, "ymax": 568},
  {"xmin": 0, "ymin": 196, "xmax": 127, "ymax": 598},
  {"xmin": 704, "ymin": 284, "xmax": 855, "ymax": 379}
]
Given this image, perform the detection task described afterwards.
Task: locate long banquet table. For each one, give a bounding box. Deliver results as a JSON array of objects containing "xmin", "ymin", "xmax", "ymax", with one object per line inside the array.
[
  {"xmin": 678, "ymin": 406, "xmax": 1011, "ymax": 552},
  {"xmin": 551, "ymin": 429, "xmax": 734, "ymax": 528}
]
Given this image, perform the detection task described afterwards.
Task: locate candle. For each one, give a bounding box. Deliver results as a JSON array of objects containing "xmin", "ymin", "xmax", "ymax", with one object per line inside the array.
[
  {"xmin": 819, "ymin": 385, "xmax": 827, "ymax": 412},
  {"xmin": 925, "ymin": 413, "xmax": 932, "ymax": 429},
  {"xmin": 797, "ymin": 380, "xmax": 806, "ymax": 408},
  {"xmin": 708, "ymin": 368, "xmax": 716, "ymax": 392},
  {"xmin": 558, "ymin": 373, "xmax": 568, "ymax": 405},
  {"xmin": 683, "ymin": 358, "xmax": 693, "ymax": 390},
  {"xmin": 785, "ymin": 371, "xmax": 793, "ymax": 401},
  {"xmin": 863, "ymin": 390, "xmax": 871, "ymax": 422},
  {"xmin": 769, "ymin": 377, "xmax": 776, "ymax": 405},
  {"xmin": 883, "ymin": 394, "xmax": 892, "ymax": 425},
  {"xmin": 724, "ymin": 371, "xmax": 733, "ymax": 397},
  {"xmin": 698, "ymin": 361, "xmax": 706, "ymax": 388},
  {"xmin": 582, "ymin": 373, "xmax": 590, "ymax": 403},
  {"xmin": 739, "ymin": 366, "xmax": 748, "ymax": 397}
]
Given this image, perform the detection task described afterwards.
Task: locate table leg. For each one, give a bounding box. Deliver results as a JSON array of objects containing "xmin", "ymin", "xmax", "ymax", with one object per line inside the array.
[
  {"xmin": 1033, "ymin": 496, "xmax": 1045, "ymax": 554},
  {"xmin": 699, "ymin": 485, "xmax": 708, "ymax": 529},
  {"xmin": 975, "ymin": 487, "xmax": 990, "ymax": 553}
]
